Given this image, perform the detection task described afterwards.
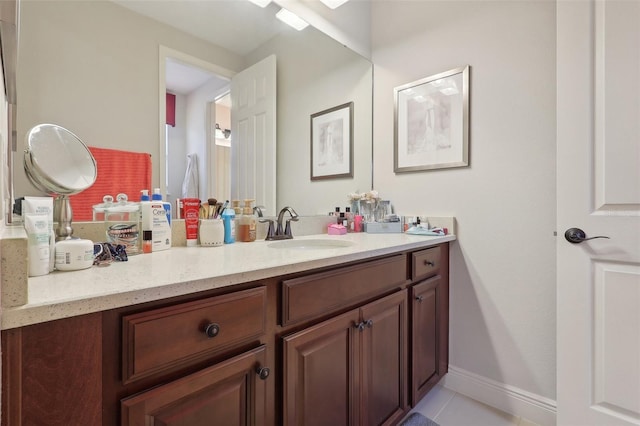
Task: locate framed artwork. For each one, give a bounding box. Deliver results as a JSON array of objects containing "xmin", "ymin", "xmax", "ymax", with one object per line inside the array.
[
  {"xmin": 310, "ymin": 102, "xmax": 354, "ymax": 180},
  {"xmin": 394, "ymin": 65, "xmax": 470, "ymax": 173}
]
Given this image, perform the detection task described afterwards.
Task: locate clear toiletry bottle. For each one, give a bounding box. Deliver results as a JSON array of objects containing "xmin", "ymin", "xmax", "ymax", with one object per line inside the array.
[{"xmin": 237, "ymin": 199, "xmax": 257, "ymax": 242}]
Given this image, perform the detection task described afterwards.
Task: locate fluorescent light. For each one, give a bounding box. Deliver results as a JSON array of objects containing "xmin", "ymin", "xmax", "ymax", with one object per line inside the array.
[
  {"xmin": 276, "ymin": 8, "xmax": 309, "ymax": 31},
  {"xmin": 320, "ymin": 0, "xmax": 349, "ymax": 9},
  {"xmin": 247, "ymin": 0, "xmax": 271, "ymax": 7}
]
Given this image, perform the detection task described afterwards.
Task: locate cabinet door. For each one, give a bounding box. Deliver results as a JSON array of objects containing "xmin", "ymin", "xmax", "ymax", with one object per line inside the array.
[
  {"xmin": 121, "ymin": 345, "xmax": 268, "ymax": 426},
  {"xmin": 283, "ymin": 309, "xmax": 361, "ymax": 426},
  {"xmin": 410, "ymin": 276, "xmax": 442, "ymax": 405},
  {"xmin": 360, "ymin": 290, "xmax": 408, "ymax": 426}
]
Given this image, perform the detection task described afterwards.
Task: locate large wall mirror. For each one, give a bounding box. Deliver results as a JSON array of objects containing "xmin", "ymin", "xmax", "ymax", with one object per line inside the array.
[{"xmin": 13, "ymin": 0, "xmax": 373, "ymax": 220}]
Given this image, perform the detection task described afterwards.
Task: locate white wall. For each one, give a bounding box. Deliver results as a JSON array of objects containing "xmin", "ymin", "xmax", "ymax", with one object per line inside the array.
[{"xmin": 371, "ymin": 0, "xmax": 557, "ymax": 418}]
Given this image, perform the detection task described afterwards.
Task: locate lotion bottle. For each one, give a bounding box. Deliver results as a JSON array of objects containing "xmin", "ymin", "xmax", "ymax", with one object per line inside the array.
[{"xmin": 151, "ymin": 188, "xmax": 172, "ymax": 251}]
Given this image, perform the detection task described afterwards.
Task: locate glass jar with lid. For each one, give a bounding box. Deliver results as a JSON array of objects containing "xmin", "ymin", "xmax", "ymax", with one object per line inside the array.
[{"xmin": 104, "ymin": 193, "xmax": 140, "ymax": 255}]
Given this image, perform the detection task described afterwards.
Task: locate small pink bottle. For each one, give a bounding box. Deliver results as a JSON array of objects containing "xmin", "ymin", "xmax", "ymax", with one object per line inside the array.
[{"xmin": 354, "ymin": 215, "xmax": 363, "ymax": 232}]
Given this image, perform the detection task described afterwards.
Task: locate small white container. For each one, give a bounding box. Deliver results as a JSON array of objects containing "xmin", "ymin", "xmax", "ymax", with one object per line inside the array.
[
  {"xmin": 55, "ymin": 239, "xmax": 94, "ymax": 271},
  {"xmin": 199, "ymin": 219, "xmax": 224, "ymax": 247}
]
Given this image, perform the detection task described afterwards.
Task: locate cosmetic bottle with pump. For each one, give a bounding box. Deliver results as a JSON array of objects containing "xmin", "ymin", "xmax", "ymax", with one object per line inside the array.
[
  {"xmin": 345, "ymin": 207, "xmax": 353, "ymax": 232},
  {"xmin": 139, "ymin": 189, "xmax": 152, "ymax": 253},
  {"xmin": 237, "ymin": 199, "xmax": 257, "ymax": 242},
  {"xmin": 151, "ymin": 188, "xmax": 172, "ymax": 251},
  {"xmin": 232, "ymin": 199, "xmax": 242, "ymax": 216},
  {"xmin": 221, "ymin": 206, "xmax": 236, "ymax": 244}
]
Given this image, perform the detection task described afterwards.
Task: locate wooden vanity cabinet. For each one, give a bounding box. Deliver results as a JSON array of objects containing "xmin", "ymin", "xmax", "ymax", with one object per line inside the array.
[
  {"xmin": 409, "ymin": 245, "xmax": 450, "ymax": 405},
  {"xmin": 280, "ymin": 254, "xmax": 410, "ymax": 426},
  {"xmin": 283, "ymin": 290, "xmax": 408, "ymax": 426},
  {"xmin": 1, "ymin": 242, "xmax": 450, "ymax": 426},
  {"xmin": 1, "ymin": 312, "xmax": 104, "ymax": 426}
]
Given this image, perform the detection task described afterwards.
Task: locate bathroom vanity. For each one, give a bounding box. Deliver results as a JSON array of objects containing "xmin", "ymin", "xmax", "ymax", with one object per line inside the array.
[{"xmin": 0, "ymin": 233, "xmax": 453, "ymax": 425}]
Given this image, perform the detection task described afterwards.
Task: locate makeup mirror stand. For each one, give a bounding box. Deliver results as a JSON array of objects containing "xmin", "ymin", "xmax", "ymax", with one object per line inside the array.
[{"xmin": 53, "ymin": 195, "xmax": 74, "ymax": 241}]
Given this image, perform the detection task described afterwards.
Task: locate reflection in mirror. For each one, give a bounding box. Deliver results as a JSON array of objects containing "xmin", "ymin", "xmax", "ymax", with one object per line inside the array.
[{"xmin": 15, "ymin": 0, "xmax": 372, "ymax": 219}]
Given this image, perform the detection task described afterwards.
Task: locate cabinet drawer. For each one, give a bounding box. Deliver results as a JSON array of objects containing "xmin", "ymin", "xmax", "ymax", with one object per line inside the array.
[
  {"xmin": 121, "ymin": 345, "xmax": 268, "ymax": 426},
  {"xmin": 122, "ymin": 287, "xmax": 266, "ymax": 384},
  {"xmin": 412, "ymin": 247, "xmax": 441, "ymax": 281},
  {"xmin": 282, "ymin": 254, "xmax": 407, "ymax": 326}
]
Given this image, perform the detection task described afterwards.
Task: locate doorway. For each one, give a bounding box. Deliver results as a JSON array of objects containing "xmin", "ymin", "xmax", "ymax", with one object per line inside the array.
[{"xmin": 159, "ymin": 46, "xmax": 234, "ymax": 207}]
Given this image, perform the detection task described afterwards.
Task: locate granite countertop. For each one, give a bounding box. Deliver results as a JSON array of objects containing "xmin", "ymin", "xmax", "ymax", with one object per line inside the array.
[{"xmin": 1, "ymin": 232, "xmax": 455, "ymax": 330}]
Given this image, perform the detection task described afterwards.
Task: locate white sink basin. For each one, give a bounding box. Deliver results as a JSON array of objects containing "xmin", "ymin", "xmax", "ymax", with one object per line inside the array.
[{"xmin": 267, "ymin": 239, "xmax": 355, "ymax": 250}]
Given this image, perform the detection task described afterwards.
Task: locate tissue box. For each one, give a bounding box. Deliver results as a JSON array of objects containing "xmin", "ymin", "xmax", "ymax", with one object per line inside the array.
[
  {"xmin": 364, "ymin": 221, "xmax": 402, "ymax": 233},
  {"xmin": 327, "ymin": 224, "xmax": 347, "ymax": 235}
]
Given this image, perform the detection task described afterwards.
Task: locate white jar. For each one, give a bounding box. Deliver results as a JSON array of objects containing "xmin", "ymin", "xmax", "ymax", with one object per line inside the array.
[
  {"xmin": 199, "ymin": 219, "xmax": 224, "ymax": 247},
  {"xmin": 55, "ymin": 239, "xmax": 94, "ymax": 271}
]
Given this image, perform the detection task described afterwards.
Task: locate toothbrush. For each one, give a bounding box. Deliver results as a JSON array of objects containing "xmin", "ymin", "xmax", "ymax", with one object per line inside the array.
[{"xmin": 215, "ymin": 200, "xmax": 229, "ymax": 219}]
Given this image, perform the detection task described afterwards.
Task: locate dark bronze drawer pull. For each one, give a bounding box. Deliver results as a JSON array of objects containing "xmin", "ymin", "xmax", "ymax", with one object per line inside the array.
[
  {"xmin": 203, "ymin": 323, "xmax": 220, "ymax": 338},
  {"xmin": 423, "ymin": 260, "xmax": 435, "ymax": 267},
  {"xmin": 415, "ymin": 295, "xmax": 425, "ymax": 302}
]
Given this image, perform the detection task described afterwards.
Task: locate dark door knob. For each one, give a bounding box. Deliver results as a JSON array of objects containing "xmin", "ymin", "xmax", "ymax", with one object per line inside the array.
[{"xmin": 564, "ymin": 228, "xmax": 610, "ymax": 244}]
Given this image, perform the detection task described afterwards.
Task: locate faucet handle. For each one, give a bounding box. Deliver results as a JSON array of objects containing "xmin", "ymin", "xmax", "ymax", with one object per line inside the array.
[
  {"xmin": 259, "ymin": 218, "xmax": 275, "ymax": 240},
  {"xmin": 284, "ymin": 219, "xmax": 295, "ymax": 238},
  {"xmin": 253, "ymin": 205, "xmax": 265, "ymax": 217}
]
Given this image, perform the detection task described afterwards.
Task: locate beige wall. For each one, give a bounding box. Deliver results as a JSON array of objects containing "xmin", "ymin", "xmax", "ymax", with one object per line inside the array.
[
  {"xmin": 16, "ymin": 1, "xmax": 372, "ymax": 217},
  {"xmin": 371, "ymin": 0, "xmax": 557, "ymax": 418},
  {"xmin": 15, "ymin": 0, "xmax": 243, "ymax": 200}
]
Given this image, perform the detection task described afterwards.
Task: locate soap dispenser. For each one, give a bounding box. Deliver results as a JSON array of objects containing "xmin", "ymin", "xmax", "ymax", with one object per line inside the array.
[{"xmin": 237, "ymin": 199, "xmax": 257, "ymax": 242}]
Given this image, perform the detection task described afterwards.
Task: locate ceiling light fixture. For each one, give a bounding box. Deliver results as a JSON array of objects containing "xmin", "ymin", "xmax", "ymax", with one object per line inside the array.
[
  {"xmin": 276, "ymin": 8, "xmax": 309, "ymax": 31},
  {"xmin": 247, "ymin": 0, "xmax": 272, "ymax": 7},
  {"xmin": 319, "ymin": 0, "xmax": 349, "ymax": 9}
]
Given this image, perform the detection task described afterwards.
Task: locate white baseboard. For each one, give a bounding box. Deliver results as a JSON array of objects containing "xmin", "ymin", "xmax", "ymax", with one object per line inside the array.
[{"xmin": 442, "ymin": 365, "xmax": 557, "ymax": 426}]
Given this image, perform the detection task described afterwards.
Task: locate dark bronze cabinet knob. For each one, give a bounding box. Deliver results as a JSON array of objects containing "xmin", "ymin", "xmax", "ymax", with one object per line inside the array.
[
  {"xmin": 256, "ymin": 366, "xmax": 270, "ymax": 380},
  {"xmin": 203, "ymin": 323, "xmax": 220, "ymax": 338}
]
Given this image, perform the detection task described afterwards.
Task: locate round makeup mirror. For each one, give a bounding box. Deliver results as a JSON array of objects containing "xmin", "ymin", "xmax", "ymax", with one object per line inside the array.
[{"xmin": 24, "ymin": 124, "xmax": 97, "ymax": 240}]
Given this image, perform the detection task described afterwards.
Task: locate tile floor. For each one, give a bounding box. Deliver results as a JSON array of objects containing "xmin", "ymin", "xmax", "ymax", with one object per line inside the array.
[{"xmin": 402, "ymin": 385, "xmax": 541, "ymax": 426}]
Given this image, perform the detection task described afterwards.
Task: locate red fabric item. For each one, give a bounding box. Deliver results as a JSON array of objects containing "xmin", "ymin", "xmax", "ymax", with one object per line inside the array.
[
  {"xmin": 166, "ymin": 93, "xmax": 176, "ymax": 127},
  {"xmin": 69, "ymin": 146, "xmax": 152, "ymax": 221}
]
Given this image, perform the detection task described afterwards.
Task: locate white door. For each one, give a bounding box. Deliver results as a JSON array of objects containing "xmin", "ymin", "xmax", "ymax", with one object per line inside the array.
[
  {"xmin": 231, "ymin": 55, "xmax": 276, "ymax": 216},
  {"xmin": 557, "ymin": 1, "xmax": 640, "ymax": 425}
]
